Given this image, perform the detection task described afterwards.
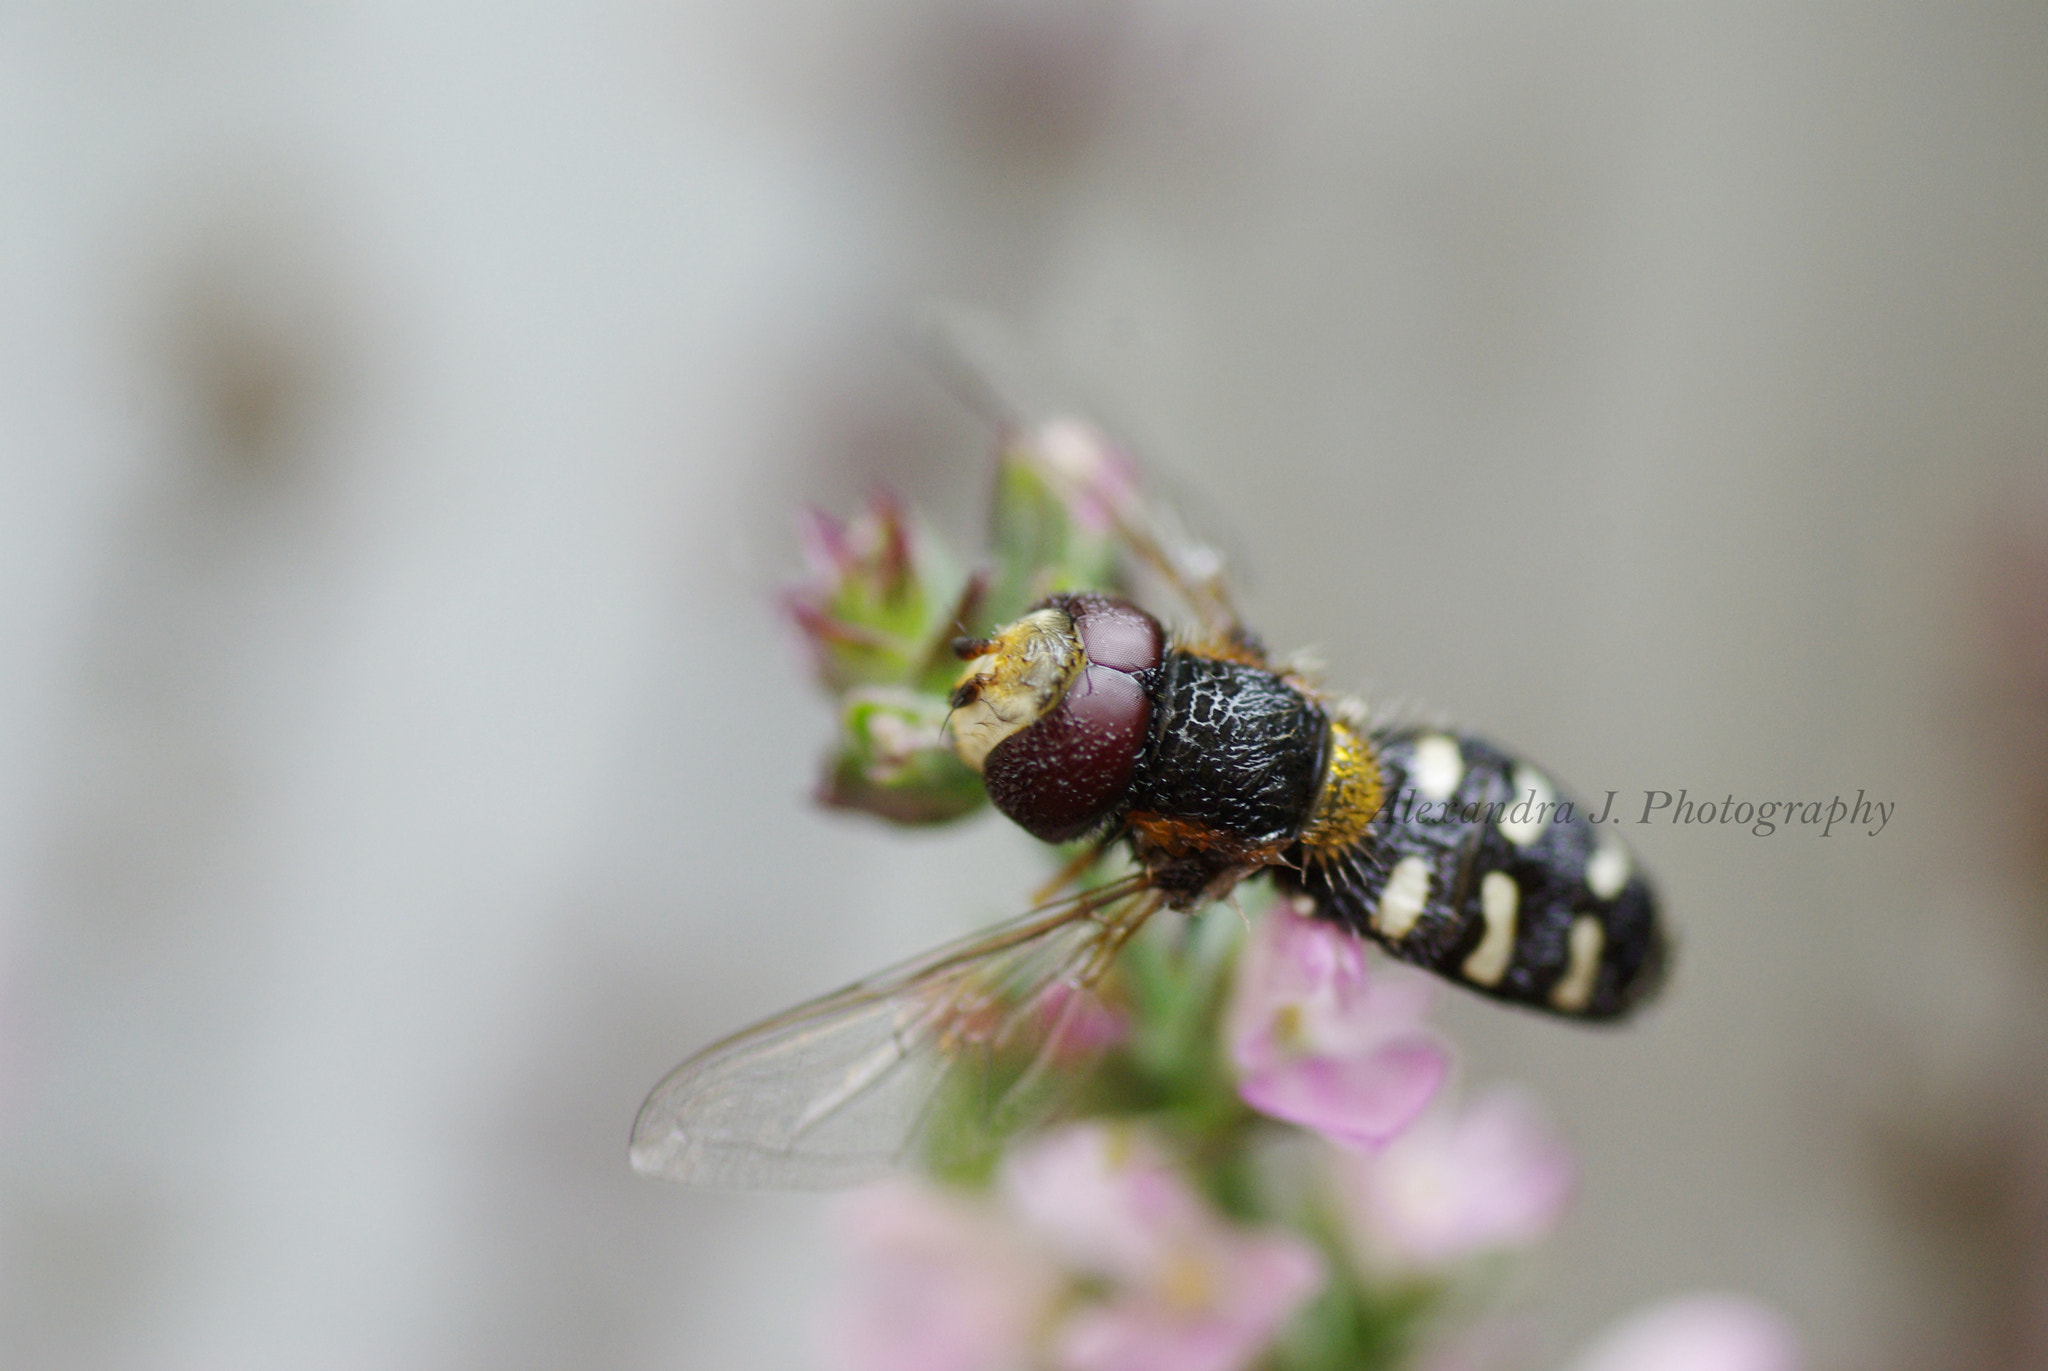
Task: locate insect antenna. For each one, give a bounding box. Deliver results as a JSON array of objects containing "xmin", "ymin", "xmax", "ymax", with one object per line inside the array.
[{"xmin": 915, "ymin": 570, "xmax": 991, "ymax": 681}]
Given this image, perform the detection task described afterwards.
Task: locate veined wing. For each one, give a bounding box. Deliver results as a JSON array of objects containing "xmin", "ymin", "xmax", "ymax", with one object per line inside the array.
[{"xmin": 629, "ymin": 874, "xmax": 1161, "ymax": 1189}]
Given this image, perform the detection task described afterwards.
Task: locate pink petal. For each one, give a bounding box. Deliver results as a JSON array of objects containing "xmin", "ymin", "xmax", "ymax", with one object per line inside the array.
[
  {"xmin": 996, "ymin": 1123, "xmax": 1325, "ymax": 1371},
  {"xmin": 1056, "ymin": 1305, "xmax": 1258, "ymax": 1371},
  {"xmin": 1001, "ymin": 1124, "xmax": 1204, "ymax": 1282},
  {"xmin": 1228, "ymin": 900, "xmax": 1440, "ymax": 1054},
  {"xmin": 1033, "ymin": 981, "xmax": 1130, "ymax": 1058},
  {"xmin": 1344, "ymin": 1088, "xmax": 1574, "ymax": 1267},
  {"xmin": 1029, "ymin": 419, "xmax": 1141, "ymax": 533},
  {"xmin": 826, "ymin": 1180, "xmax": 1060, "ymax": 1371},
  {"xmin": 796, "ymin": 505, "xmax": 853, "ymax": 579},
  {"xmin": 1235, "ymin": 1035, "xmax": 1449, "ymax": 1150},
  {"xmin": 1228, "ymin": 900, "xmax": 1449, "ymax": 1147},
  {"xmin": 1562, "ymin": 1295, "xmax": 1802, "ymax": 1371},
  {"xmin": 1051, "ymin": 1231, "xmax": 1324, "ymax": 1371}
]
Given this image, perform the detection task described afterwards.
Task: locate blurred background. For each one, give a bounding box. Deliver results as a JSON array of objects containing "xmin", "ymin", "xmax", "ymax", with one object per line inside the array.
[{"xmin": 5, "ymin": 4, "xmax": 2047, "ymax": 1368}]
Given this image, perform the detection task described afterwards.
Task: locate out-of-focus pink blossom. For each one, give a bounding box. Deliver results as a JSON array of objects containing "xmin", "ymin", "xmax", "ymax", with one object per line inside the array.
[
  {"xmin": 1023, "ymin": 419, "xmax": 1142, "ymax": 534},
  {"xmin": 1017, "ymin": 419, "xmax": 1233, "ymax": 592},
  {"xmin": 1338, "ymin": 1088, "xmax": 1574, "ymax": 1272},
  {"xmin": 795, "ymin": 497, "xmax": 911, "ymax": 590},
  {"xmin": 1560, "ymin": 1295, "xmax": 1802, "ymax": 1371},
  {"xmin": 1033, "ymin": 980, "xmax": 1131, "ymax": 1060},
  {"xmin": 1000, "ymin": 1121, "xmax": 1209, "ymax": 1280},
  {"xmin": 1051, "ymin": 1227, "xmax": 1324, "ymax": 1371},
  {"xmin": 1228, "ymin": 897, "xmax": 1449, "ymax": 1149},
  {"xmin": 785, "ymin": 494, "xmax": 930, "ymax": 693},
  {"xmin": 825, "ymin": 1179, "xmax": 1061, "ymax": 1371},
  {"xmin": 1002, "ymin": 1123, "xmax": 1325, "ymax": 1371},
  {"xmin": 828, "ymin": 1125, "xmax": 1323, "ymax": 1371}
]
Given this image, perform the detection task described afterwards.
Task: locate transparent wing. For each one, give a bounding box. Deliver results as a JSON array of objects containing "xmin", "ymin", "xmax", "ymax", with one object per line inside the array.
[{"xmin": 630, "ymin": 874, "xmax": 1162, "ymax": 1189}]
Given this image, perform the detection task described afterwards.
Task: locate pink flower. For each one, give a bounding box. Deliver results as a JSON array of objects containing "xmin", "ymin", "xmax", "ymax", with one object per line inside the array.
[
  {"xmin": 826, "ymin": 1179, "xmax": 1062, "ymax": 1371},
  {"xmin": 1337, "ymin": 1088, "xmax": 1574, "ymax": 1272},
  {"xmin": 1032, "ymin": 980, "xmax": 1131, "ymax": 1059},
  {"xmin": 826, "ymin": 1125, "xmax": 1324, "ymax": 1371},
  {"xmin": 784, "ymin": 494, "xmax": 934, "ymax": 694},
  {"xmin": 1002, "ymin": 1124, "xmax": 1326, "ymax": 1371},
  {"xmin": 1013, "ymin": 419, "xmax": 1233, "ymax": 595},
  {"xmin": 1050, "ymin": 1232, "xmax": 1324, "ymax": 1371},
  {"xmin": 1561, "ymin": 1296, "xmax": 1802, "ymax": 1371},
  {"xmin": 999, "ymin": 1122, "xmax": 1224, "ymax": 1284},
  {"xmin": 1019, "ymin": 419, "xmax": 1142, "ymax": 535},
  {"xmin": 796, "ymin": 496, "xmax": 911, "ymax": 595},
  {"xmin": 1228, "ymin": 897, "xmax": 1449, "ymax": 1149}
]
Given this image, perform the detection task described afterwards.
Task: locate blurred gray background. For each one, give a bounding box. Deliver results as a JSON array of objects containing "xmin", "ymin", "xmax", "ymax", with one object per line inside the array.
[{"xmin": 5, "ymin": 4, "xmax": 2047, "ymax": 1369}]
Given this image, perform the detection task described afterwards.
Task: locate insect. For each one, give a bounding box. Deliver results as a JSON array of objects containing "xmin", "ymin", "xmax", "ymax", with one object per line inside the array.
[{"xmin": 632, "ymin": 447, "xmax": 1666, "ymax": 1188}]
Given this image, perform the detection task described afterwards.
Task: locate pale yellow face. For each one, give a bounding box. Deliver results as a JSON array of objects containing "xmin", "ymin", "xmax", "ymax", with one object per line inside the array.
[{"xmin": 945, "ymin": 606, "xmax": 1085, "ymax": 772}]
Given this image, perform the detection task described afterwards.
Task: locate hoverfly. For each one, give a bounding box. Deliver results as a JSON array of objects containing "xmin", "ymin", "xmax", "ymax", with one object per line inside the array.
[{"xmin": 631, "ymin": 425, "xmax": 1666, "ymax": 1189}]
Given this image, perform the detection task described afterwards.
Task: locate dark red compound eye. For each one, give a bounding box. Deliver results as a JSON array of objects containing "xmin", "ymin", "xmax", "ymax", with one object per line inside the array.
[
  {"xmin": 982, "ymin": 596, "xmax": 1163, "ymax": 843},
  {"xmin": 1062, "ymin": 593, "xmax": 1162, "ymax": 672}
]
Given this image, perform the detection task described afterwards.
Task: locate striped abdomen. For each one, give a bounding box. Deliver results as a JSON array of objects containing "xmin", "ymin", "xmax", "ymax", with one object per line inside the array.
[{"xmin": 1287, "ymin": 727, "xmax": 1666, "ymax": 1020}]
